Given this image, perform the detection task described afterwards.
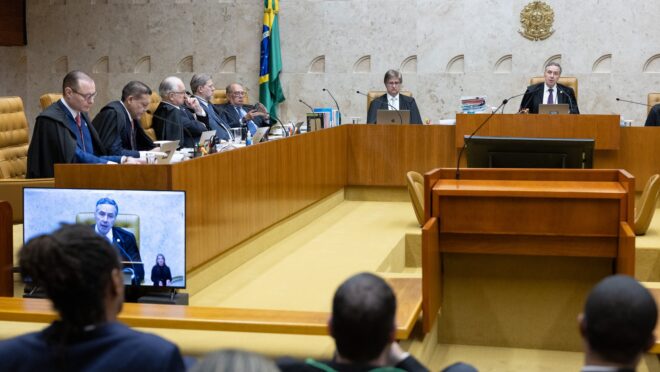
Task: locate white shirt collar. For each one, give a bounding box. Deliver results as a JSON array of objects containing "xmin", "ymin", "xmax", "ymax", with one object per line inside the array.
[
  {"xmin": 95, "ymin": 225, "xmax": 114, "ymax": 243},
  {"xmin": 387, "ymin": 93, "xmax": 400, "ymax": 101},
  {"xmin": 59, "ymin": 98, "xmax": 80, "ymax": 119},
  {"xmin": 195, "ymin": 95, "xmax": 210, "ymax": 107},
  {"xmin": 544, "ymin": 83, "xmax": 557, "ymax": 92},
  {"xmin": 163, "ymin": 101, "xmax": 180, "ymax": 109},
  {"xmin": 119, "ymin": 101, "xmax": 132, "ymax": 121}
]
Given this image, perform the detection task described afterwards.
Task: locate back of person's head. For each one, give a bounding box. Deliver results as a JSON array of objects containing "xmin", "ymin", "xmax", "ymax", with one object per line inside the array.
[
  {"xmin": 330, "ymin": 272, "xmax": 396, "ymax": 363},
  {"xmin": 19, "ymin": 224, "xmax": 122, "ymax": 341},
  {"xmin": 121, "ymin": 80, "xmax": 152, "ymax": 101},
  {"xmin": 190, "ymin": 349, "xmax": 280, "ymax": 372},
  {"xmin": 582, "ymin": 274, "xmax": 657, "ymax": 366}
]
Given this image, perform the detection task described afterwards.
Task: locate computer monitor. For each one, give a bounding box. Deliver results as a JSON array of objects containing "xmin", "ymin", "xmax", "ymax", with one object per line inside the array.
[
  {"xmin": 466, "ymin": 136, "xmax": 594, "ymax": 169},
  {"xmin": 23, "ymin": 188, "xmax": 186, "ymax": 289}
]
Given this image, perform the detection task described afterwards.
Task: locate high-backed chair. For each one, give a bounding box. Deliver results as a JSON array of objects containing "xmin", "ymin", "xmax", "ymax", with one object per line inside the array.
[
  {"xmin": 405, "ymin": 171, "xmax": 425, "ymax": 227},
  {"xmin": 39, "ymin": 93, "xmax": 62, "ymax": 111},
  {"xmin": 0, "ymin": 96, "xmax": 54, "ymax": 223},
  {"xmin": 635, "ymin": 174, "xmax": 660, "ymax": 235},
  {"xmin": 140, "ymin": 92, "xmax": 161, "ymax": 141},
  {"xmin": 211, "ymin": 89, "xmax": 249, "ymax": 105},
  {"xmin": 529, "ymin": 77, "xmax": 578, "ymax": 99},
  {"xmin": 648, "ymin": 93, "xmax": 660, "ymax": 115},
  {"xmin": 366, "ymin": 90, "xmax": 412, "ymax": 113}
]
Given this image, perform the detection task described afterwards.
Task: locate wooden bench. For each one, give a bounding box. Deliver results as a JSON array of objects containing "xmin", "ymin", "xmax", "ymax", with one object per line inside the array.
[{"xmin": 0, "ymin": 277, "xmax": 422, "ymax": 339}]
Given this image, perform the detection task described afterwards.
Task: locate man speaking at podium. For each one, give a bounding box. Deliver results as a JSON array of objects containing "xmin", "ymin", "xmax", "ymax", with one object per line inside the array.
[
  {"xmin": 93, "ymin": 197, "xmax": 144, "ymax": 285},
  {"xmin": 367, "ymin": 70, "xmax": 422, "ymax": 124},
  {"xmin": 519, "ymin": 62, "xmax": 579, "ymax": 114}
]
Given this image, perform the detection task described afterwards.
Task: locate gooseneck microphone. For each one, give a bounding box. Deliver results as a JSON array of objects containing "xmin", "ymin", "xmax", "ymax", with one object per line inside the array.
[
  {"xmin": 616, "ymin": 98, "xmax": 652, "ymax": 108},
  {"xmin": 559, "ymin": 90, "xmax": 576, "ymax": 114},
  {"xmin": 455, "ymin": 93, "xmax": 527, "ymax": 180},
  {"xmin": 299, "ymin": 99, "xmax": 315, "ymax": 112},
  {"xmin": 356, "ymin": 90, "xmax": 402, "ymax": 124},
  {"xmin": 322, "ymin": 88, "xmax": 342, "ymax": 125}
]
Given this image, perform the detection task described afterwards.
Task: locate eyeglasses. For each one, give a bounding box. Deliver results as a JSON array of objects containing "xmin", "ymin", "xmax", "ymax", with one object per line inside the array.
[
  {"xmin": 386, "ymin": 81, "xmax": 401, "ymax": 86},
  {"xmin": 231, "ymin": 92, "xmax": 246, "ymax": 96},
  {"xmin": 71, "ymin": 88, "xmax": 97, "ymax": 101},
  {"xmin": 170, "ymin": 91, "xmax": 186, "ymax": 96}
]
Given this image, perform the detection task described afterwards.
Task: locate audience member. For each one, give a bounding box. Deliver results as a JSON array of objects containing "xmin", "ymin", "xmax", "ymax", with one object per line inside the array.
[
  {"xmin": 367, "ymin": 70, "xmax": 422, "ymax": 124},
  {"xmin": 151, "ymin": 253, "xmax": 172, "ymax": 287},
  {"xmin": 190, "ymin": 349, "xmax": 280, "ymax": 372},
  {"xmin": 519, "ymin": 62, "xmax": 579, "ymax": 114},
  {"xmin": 93, "ymin": 197, "xmax": 143, "ymax": 285},
  {"xmin": 191, "ymin": 74, "xmax": 233, "ymax": 141},
  {"xmin": 92, "ymin": 80, "xmax": 156, "ymax": 157},
  {"xmin": 216, "ymin": 83, "xmax": 270, "ymax": 136},
  {"xmin": 0, "ymin": 224, "xmax": 185, "ymax": 371},
  {"xmin": 152, "ymin": 76, "xmax": 208, "ymax": 148},
  {"xmin": 277, "ymin": 272, "xmax": 475, "ymax": 371},
  {"xmin": 27, "ymin": 70, "xmax": 141, "ymax": 178},
  {"xmin": 579, "ymin": 275, "xmax": 657, "ymax": 371}
]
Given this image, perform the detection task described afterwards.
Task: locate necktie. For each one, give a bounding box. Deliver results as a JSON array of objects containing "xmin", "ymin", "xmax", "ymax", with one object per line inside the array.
[
  {"xmin": 390, "ymin": 97, "xmax": 396, "ymax": 110},
  {"xmin": 548, "ymin": 88, "xmax": 554, "ymax": 104},
  {"xmin": 75, "ymin": 113, "xmax": 86, "ymax": 151},
  {"xmin": 236, "ymin": 106, "xmax": 258, "ymax": 136},
  {"xmin": 129, "ymin": 118, "xmax": 136, "ymax": 150}
]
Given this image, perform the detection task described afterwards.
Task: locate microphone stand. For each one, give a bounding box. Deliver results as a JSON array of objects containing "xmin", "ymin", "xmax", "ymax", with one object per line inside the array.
[
  {"xmin": 356, "ymin": 90, "xmax": 403, "ymax": 124},
  {"xmin": 323, "ymin": 88, "xmax": 342, "ymax": 125},
  {"xmin": 299, "ymin": 99, "xmax": 315, "ymax": 112},
  {"xmin": 615, "ymin": 97, "xmax": 651, "ymax": 108},
  {"xmin": 455, "ymin": 93, "xmax": 524, "ymax": 180},
  {"xmin": 559, "ymin": 90, "xmax": 576, "ymax": 114}
]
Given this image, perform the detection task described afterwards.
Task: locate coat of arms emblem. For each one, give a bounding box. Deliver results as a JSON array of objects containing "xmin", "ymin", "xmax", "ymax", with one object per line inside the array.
[{"xmin": 519, "ymin": 1, "xmax": 555, "ymax": 41}]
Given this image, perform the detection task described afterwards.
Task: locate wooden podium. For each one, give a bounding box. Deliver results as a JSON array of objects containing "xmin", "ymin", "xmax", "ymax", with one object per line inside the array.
[{"xmin": 421, "ymin": 168, "xmax": 635, "ymax": 332}]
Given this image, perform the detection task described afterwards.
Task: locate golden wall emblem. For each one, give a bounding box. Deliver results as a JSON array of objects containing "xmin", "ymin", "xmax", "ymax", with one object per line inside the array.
[{"xmin": 519, "ymin": 1, "xmax": 555, "ymax": 41}]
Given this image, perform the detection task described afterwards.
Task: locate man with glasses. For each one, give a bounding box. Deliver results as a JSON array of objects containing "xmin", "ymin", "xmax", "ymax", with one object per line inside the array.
[
  {"xmin": 27, "ymin": 70, "xmax": 142, "ymax": 178},
  {"xmin": 190, "ymin": 74, "xmax": 233, "ymax": 141},
  {"xmin": 216, "ymin": 83, "xmax": 270, "ymax": 136},
  {"xmin": 152, "ymin": 76, "xmax": 208, "ymax": 148},
  {"xmin": 367, "ymin": 70, "xmax": 422, "ymax": 124}
]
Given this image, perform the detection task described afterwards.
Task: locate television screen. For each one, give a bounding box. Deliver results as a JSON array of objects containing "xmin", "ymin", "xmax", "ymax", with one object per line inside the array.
[
  {"xmin": 23, "ymin": 188, "xmax": 186, "ymax": 289},
  {"xmin": 466, "ymin": 136, "xmax": 594, "ymax": 169}
]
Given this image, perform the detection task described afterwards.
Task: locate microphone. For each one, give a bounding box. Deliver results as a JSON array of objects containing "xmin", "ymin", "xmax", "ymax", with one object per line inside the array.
[
  {"xmin": 356, "ymin": 90, "xmax": 402, "ymax": 124},
  {"xmin": 559, "ymin": 89, "xmax": 576, "ymax": 114},
  {"xmin": 299, "ymin": 99, "xmax": 314, "ymax": 112},
  {"xmin": 518, "ymin": 84, "xmax": 543, "ymax": 113},
  {"xmin": 616, "ymin": 98, "xmax": 651, "ymax": 108},
  {"xmin": 455, "ymin": 94, "xmax": 525, "ymax": 180},
  {"xmin": 322, "ymin": 88, "xmax": 342, "ymax": 125}
]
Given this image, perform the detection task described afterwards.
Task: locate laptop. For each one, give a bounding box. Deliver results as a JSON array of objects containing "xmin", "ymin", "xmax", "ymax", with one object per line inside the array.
[
  {"xmin": 154, "ymin": 140, "xmax": 179, "ymax": 164},
  {"xmin": 376, "ymin": 109, "xmax": 411, "ymax": 124},
  {"xmin": 538, "ymin": 104, "xmax": 570, "ymax": 115},
  {"xmin": 252, "ymin": 127, "xmax": 270, "ymax": 143},
  {"xmin": 198, "ymin": 130, "xmax": 216, "ymax": 146}
]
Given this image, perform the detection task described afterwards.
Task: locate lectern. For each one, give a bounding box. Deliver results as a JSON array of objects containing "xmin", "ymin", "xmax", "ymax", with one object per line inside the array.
[{"xmin": 421, "ymin": 168, "xmax": 635, "ymax": 332}]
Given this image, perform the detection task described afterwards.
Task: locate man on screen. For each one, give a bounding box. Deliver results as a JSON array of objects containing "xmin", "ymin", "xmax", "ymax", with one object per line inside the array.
[
  {"xmin": 367, "ymin": 70, "xmax": 422, "ymax": 124},
  {"xmin": 519, "ymin": 62, "xmax": 579, "ymax": 114},
  {"xmin": 93, "ymin": 197, "xmax": 144, "ymax": 285}
]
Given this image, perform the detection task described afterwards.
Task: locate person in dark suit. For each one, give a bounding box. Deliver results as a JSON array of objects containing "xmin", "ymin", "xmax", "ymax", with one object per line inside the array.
[
  {"xmin": 367, "ymin": 70, "xmax": 423, "ymax": 124},
  {"xmin": 94, "ymin": 197, "xmax": 144, "ymax": 285},
  {"xmin": 92, "ymin": 81, "xmax": 156, "ymax": 157},
  {"xmin": 645, "ymin": 104, "xmax": 660, "ymax": 126},
  {"xmin": 216, "ymin": 83, "xmax": 270, "ymax": 136},
  {"xmin": 519, "ymin": 62, "xmax": 579, "ymax": 114},
  {"xmin": 152, "ymin": 76, "xmax": 208, "ymax": 148},
  {"xmin": 151, "ymin": 253, "xmax": 172, "ymax": 287},
  {"xmin": 579, "ymin": 275, "xmax": 657, "ymax": 371},
  {"xmin": 190, "ymin": 74, "xmax": 233, "ymax": 141},
  {"xmin": 26, "ymin": 71, "xmax": 142, "ymax": 178},
  {"xmin": 277, "ymin": 272, "xmax": 474, "ymax": 372},
  {"xmin": 0, "ymin": 224, "xmax": 185, "ymax": 371}
]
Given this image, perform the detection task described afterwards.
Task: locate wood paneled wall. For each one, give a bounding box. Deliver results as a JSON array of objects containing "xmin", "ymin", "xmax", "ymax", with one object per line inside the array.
[{"xmin": 0, "ymin": 0, "xmax": 26, "ymax": 46}]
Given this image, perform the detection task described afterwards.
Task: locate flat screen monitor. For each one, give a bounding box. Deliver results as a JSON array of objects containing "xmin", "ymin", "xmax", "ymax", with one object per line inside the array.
[
  {"xmin": 466, "ymin": 136, "xmax": 594, "ymax": 169},
  {"xmin": 23, "ymin": 188, "xmax": 186, "ymax": 289}
]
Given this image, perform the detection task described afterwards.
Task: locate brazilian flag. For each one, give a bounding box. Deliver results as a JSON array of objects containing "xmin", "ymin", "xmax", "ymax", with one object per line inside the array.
[{"xmin": 259, "ymin": 0, "xmax": 285, "ymax": 118}]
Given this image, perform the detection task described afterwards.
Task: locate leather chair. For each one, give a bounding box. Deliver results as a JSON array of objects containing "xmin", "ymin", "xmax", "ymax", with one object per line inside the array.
[
  {"xmin": 635, "ymin": 174, "xmax": 660, "ymax": 235},
  {"xmin": 39, "ymin": 93, "xmax": 63, "ymax": 111},
  {"xmin": 211, "ymin": 89, "xmax": 249, "ymax": 105},
  {"xmin": 140, "ymin": 92, "xmax": 161, "ymax": 141},
  {"xmin": 405, "ymin": 171, "xmax": 425, "ymax": 226},
  {"xmin": 529, "ymin": 77, "xmax": 578, "ymax": 100},
  {"xmin": 648, "ymin": 93, "xmax": 660, "ymax": 115},
  {"xmin": 0, "ymin": 96, "xmax": 54, "ymax": 223},
  {"xmin": 366, "ymin": 90, "xmax": 412, "ymax": 114}
]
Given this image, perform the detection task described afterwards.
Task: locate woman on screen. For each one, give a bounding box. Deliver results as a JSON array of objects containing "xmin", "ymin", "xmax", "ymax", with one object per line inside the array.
[{"xmin": 151, "ymin": 253, "xmax": 172, "ymax": 287}]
